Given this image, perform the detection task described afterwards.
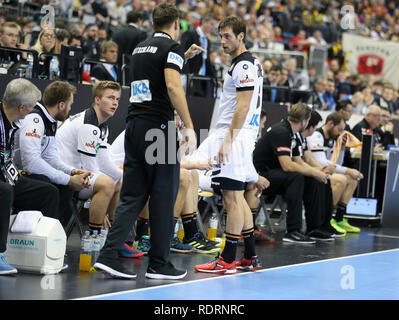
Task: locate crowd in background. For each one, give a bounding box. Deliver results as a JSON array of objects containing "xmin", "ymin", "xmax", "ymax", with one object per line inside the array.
[{"xmin": 0, "ymin": 0, "xmax": 398, "ymax": 119}]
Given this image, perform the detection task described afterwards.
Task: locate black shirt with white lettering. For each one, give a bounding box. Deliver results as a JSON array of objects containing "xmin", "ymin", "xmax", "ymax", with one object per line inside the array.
[
  {"xmin": 253, "ymin": 119, "xmax": 299, "ymax": 173},
  {"xmin": 128, "ymin": 31, "xmax": 185, "ymax": 123}
]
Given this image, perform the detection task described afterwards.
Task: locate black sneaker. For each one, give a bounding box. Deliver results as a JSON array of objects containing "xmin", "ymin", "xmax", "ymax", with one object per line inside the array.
[
  {"xmin": 283, "ymin": 231, "xmax": 316, "ymax": 244},
  {"xmin": 94, "ymin": 255, "xmax": 137, "ymax": 279},
  {"xmin": 145, "ymin": 262, "xmax": 187, "ymax": 280},
  {"xmin": 307, "ymin": 229, "xmax": 335, "ymax": 242},
  {"xmin": 183, "ymin": 232, "xmax": 220, "ymax": 253},
  {"xmin": 321, "ymin": 224, "xmax": 346, "ymax": 238}
]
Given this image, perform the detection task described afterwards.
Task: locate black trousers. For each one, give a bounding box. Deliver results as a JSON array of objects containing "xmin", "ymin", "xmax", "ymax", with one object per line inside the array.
[
  {"xmin": 101, "ymin": 117, "xmax": 180, "ymax": 269},
  {"xmin": 260, "ymin": 169, "xmax": 304, "ymax": 233},
  {"xmin": 303, "ymin": 177, "xmax": 332, "ymax": 232},
  {"xmin": 0, "ymin": 175, "xmax": 59, "ymax": 253}
]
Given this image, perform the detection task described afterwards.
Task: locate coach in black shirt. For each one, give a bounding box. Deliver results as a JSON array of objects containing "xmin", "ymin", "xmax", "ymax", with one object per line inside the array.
[
  {"xmin": 95, "ymin": 3, "xmax": 203, "ymax": 280},
  {"xmin": 253, "ymin": 103, "xmax": 329, "ymax": 244}
]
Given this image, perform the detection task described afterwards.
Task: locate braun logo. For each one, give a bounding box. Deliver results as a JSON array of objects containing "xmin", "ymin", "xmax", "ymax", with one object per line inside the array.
[{"xmin": 10, "ymin": 239, "xmax": 34, "ymax": 246}]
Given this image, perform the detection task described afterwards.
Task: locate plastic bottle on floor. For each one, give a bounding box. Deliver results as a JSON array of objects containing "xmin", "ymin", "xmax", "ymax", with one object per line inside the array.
[
  {"xmin": 91, "ymin": 230, "xmax": 101, "ymax": 265},
  {"xmin": 208, "ymin": 213, "xmax": 218, "ymax": 241},
  {"xmin": 79, "ymin": 231, "xmax": 92, "ymax": 272},
  {"xmin": 177, "ymin": 220, "xmax": 185, "ymax": 242}
]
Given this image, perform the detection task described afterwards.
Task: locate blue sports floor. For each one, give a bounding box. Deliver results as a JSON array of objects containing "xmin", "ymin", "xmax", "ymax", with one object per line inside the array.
[
  {"xmin": 1, "ymin": 226, "xmax": 399, "ymax": 300},
  {"xmin": 84, "ymin": 248, "xmax": 399, "ymax": 300}
]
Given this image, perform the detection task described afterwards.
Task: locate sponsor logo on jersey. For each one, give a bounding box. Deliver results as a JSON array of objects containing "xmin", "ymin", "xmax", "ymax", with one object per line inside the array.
[
  {"xmin": 130, "ymin": 79, "xmax": 152, "ymax": 103},
  {"xmin": 167, "ymin": 52, "xmax": 184, "ymax": 70},
  {"xmin": 239, "ymin": 73, "xmax": 254, "ymax": 84},
  {"xmin": 85, "ymin": 140, "xmax": 97, "ymax": 149},
  {"xmin": 25, "ymin": 126, "xmax": 41, "ymax": 139}
]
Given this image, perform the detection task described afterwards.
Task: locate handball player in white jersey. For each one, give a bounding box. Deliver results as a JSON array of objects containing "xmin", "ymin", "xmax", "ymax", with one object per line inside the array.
[{"xmin": 193, "ymin": 16, "xmax": 269, "ymax": 274}]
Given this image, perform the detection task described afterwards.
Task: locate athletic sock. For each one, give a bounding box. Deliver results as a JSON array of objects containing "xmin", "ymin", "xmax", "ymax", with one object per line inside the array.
[
  {"xmin": 181, "ymin": 213, "xmax": 198, "ymax": 239},
  {"xmin": 335, "ymin": 202, "xmax": 346, "ymax": 222},
  {"xmin": 135, "ymin": 217, "xmax": 149, "ymax": 241},
  {"xmin": 88, "ymin": 222, "xmax": 102, "ymax": 235},
  {"xmin": 242, "ymin": 227, "xmax": 256, "ymax": 260},
  {"xmin": 221, "ymin": 232, "xmax": 240, "ymax": 263}
]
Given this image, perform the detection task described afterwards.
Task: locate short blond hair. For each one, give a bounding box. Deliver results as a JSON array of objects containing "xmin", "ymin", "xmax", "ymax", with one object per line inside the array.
[{"xmin": 92, "ymin": 81, "xmax": 121, "ymax": 100}]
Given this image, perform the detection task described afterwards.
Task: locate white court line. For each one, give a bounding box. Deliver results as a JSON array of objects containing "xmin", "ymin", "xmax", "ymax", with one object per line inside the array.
[
  {"xmin": 77, "ymin": 247, "xmax": 399, "ymax": 300},
  {"xmin": 369, "ymin": 233, "xmax": 399, "ymax": 239}
]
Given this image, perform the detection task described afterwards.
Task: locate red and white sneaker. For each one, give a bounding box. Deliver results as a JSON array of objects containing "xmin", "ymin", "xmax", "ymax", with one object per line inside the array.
[
  {"xmin": 194, "ymin": 255, "xmax": 237, "ymax": 274},
  {"xmin": 254, "ymin": 228, "xmax": 275, "ymax": 244},
  {"xmin": 236, "ymin": 256, "xmax": 262, "ymax": 271}
]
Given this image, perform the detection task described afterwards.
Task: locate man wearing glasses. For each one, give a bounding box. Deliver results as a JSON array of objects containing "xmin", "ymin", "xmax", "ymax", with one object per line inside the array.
[{"xmin": 352, "ymin": 104, "xmax": 384, "ymax": 153}]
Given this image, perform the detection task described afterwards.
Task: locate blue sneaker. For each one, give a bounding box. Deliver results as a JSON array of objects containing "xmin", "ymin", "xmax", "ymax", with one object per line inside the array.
[
  {"xmin": 118, "ymin": 243, "xmax": 145, "ymax": 258},
  {"xmin": 170, "ymin": 235, "xmax": 195, "ymax": 253},
  {"xmin": 0, "ymin": 253, "xmax": 17, "ymax": 275},
  {"xmin": 135, "ymin": 235, "xmax": 151, "ymax": 255}
]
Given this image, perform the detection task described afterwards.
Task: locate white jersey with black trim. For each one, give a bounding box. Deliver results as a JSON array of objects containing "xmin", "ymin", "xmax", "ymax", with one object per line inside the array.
[
  {"xmin": 14, "ymin": 102, "xmax": 73, "ymax": 185},
  {"xmin": 306, "ymin": 128, "xmax": 347, "ymax": 174},
  {"xmin": 56, "ymin": 108, "xmax": 109, "ymax": 173},
  {"xmin": 215, "ymin": 51, "xmax": 263, "ymax": 141}
]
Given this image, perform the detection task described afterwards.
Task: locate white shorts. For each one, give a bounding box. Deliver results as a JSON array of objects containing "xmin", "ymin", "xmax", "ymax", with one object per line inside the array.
[
  {"xmin": 191, "ymin": 129, "xmax": 258, "ymax": 191},
  {"xmin": 78, "ymin": 172, "xmax": 120, "ymax": 200}
]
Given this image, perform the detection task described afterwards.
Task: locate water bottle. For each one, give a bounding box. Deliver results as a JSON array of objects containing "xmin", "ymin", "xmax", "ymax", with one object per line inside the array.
[
  {"xmin": 91, "ymin": 230, "xmax": 101, "ymax": 265},
  {"xmin": 207, "ymin": 212, "xmax": 218, "ymax": 241},
  {"xmin": 26, "ymin": 54, "xmax": 33, "ymax": 79},
  {"xmin": 99, "ymin": 229, "xmax": 107, "ymax": 250},
  {"xmin": 79, "ymin": 231, "xmax": 92, "ymax": 272},
  {"xmin": 177, "ymin": 220, "xmax": 185, "ymax": 242},
  {"xmin": 49, "ymin": 56, "xmax": 59, "ymax": 80}
]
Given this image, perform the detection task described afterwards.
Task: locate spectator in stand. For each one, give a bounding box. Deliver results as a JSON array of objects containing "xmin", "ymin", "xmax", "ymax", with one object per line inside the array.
[
  {"xmin": 352, "ymin": 104, "xmax": 384, "ymax": 152},
  {"xmin": 329, "ymin": 58, "xmax": 341, "ymax": 75},
  {"xmin": 30, "ymin": 28, "xmax": 57, "ymax": 79},
  {"xmin": 378, "ymin": 107, "xmax": 396, "ymax": 148},
  {"xmin": 54, "ymin": 28, "xmax": 70, "ymax": 54},
  {"xmin": 69, "ymin": 33, "xmax": 82, "ymax": 48},
  {"xmin": 91, "ymin": 0, "xmax": 109, "ymax": 24},
  {"xmin": 325, "ymin": 78, "xmax": 337, "ymax": 110},
  {"xmin": 335, "ymin": 100, "xmax": 353, "ymax": 132},
  {"xmin": 307, "ymin": 29, "xmax": 327, "ymax": 46},
  {"xmin": 279, "ymin": 68, "xmax": 290, "ymax": 87},
  {"xmin": 180, "ymin": 12, "xmax": 218, "ymax": 97},
  {"xmin": 68, "ymin": 21, "xmax": 86, "ymax": 38},
  {"xmin": 0, "ymin": 21, "xmax": 28, "ymax": 65},
  {"xmin": 375, "ymin": 83, "xmax": 395, "ymax": 114},
  {"xmin": 91, "ymin": 41, "xmax": 119, "ymax": 82},
  {"xmin": 370, "ymin": 22, "xmax": 386, "ymax": 40},
  {"xmin": 335, "ymin": 70, "xmax": 352, "ymax": 98},
  {"xmin": 81, "ymin": 23, "xmax": 101, "ymax": 60},
  {"xmin": 262, "ymin": 58, "xmax": 273, "ymax": 75},
  {"xmin": 112, "ymin": 10, "xmax": 147, "ymax": 68},
  {"xmin": 289, "ymin": 29, "xmax": 312, "ymax": 52},
  {"xmin": 371, "ymin": 80, "xmax": 384, "ymax": 98},
  {"xmin": 360, "ymin": 84, "xmax": 377, "ymax": 109},
  {"xmin": 97, "ymin": 24, "xmax": 108, "ymax": 43},
  {"xmin": 307, "ymin": 76, "xmax": 328, "ymax": 110},
  {"xmin": 106, "ymin": 0, "xmax": 128, "ymax": 26}
]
